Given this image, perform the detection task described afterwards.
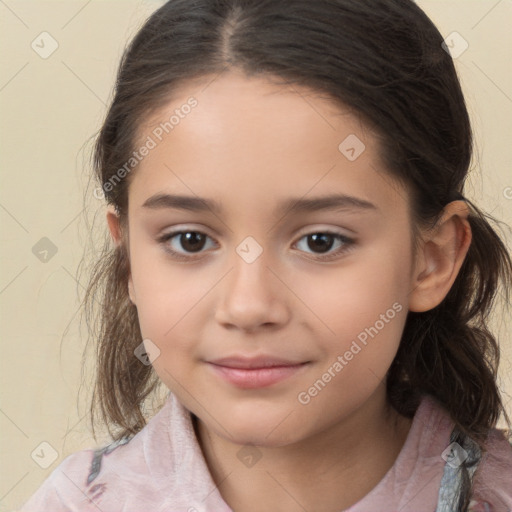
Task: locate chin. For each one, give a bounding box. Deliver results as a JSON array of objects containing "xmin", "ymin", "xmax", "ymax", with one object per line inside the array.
[{"xmin": 220, "ymin": 416, "xmax": 305, "ymax": 448}]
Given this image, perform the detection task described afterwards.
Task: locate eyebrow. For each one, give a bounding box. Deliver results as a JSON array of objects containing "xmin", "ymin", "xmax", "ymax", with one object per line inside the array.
[{"xmin": 141, "ymin": 193, "xmax": 378, "ymax": 216}]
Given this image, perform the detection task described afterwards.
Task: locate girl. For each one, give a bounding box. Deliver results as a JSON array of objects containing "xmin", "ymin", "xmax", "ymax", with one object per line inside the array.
[{"xmin": 19, "ymin": 0, "xmax": 512, "ymax": 511}]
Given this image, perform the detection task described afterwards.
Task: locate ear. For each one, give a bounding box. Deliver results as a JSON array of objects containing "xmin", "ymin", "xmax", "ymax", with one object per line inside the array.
[
  {"xmin": 106, "ymin": 206, "xmax": 136, "ymax": 305},
  {"xmin": 106, "ymin": 206, "xmax": 123, "ymax": 246},
  {"xmin": 408, "ymin": 200, "xmax": 472, "ymax": 312}
]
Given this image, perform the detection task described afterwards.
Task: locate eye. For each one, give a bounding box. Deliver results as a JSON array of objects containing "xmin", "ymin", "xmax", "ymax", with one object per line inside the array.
[
  {"xmin": 293, "ymin": 231, "xmax": 355, "ymax": 261},
  {"xmin": 157, "ymin": 229, "xmax": 355, "ymax": 262},
  {"xmin": 158, "ymin": 230, "xmax": 216, "ymax": 260}
]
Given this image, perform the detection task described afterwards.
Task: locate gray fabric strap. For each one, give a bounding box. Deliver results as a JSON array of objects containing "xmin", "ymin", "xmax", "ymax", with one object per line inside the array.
[
  {"xmin": 435, "ymin": 428, "xmax": 482, "ymax": 512},
  {"xmin": 86, "ymin": 435, "xmax": 133, "ymax": 485}
]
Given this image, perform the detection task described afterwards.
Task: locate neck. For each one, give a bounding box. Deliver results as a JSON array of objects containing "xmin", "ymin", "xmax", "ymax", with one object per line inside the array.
[{"xmin": 193, "ymin": 385, "xmax": 413, "ymax": 512}]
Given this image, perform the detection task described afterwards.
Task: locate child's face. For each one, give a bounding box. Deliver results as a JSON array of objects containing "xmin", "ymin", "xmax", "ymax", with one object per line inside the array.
[{"xmin": 117, "ymin": 70, "xmax": 418, "ymax": 446}]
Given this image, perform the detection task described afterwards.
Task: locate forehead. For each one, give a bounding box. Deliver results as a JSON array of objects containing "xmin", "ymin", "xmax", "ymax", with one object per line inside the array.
[{"xmin": 128, "ymin": 71, "xmax": 408, "ymax": 218}]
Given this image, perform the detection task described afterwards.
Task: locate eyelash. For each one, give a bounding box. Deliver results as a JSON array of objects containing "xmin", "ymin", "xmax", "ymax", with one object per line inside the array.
[{"xmin": 157, "ymin": 228, "xmax": 356, "ymax": 262}]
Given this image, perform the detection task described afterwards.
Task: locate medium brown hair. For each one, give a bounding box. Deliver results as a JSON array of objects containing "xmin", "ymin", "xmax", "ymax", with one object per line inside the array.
[{"xmin": 81, "ymin": 1, "xmax": 512, "ymax": 509}]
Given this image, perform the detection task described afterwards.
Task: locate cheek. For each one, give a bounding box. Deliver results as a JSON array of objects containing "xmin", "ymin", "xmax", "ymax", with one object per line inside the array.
[
  {"xmin": 298, "ymin": 299, "xmax": 407, "ymax": 419},
  {"xmin": 129, "ymin": 251, "xmax": 219, "ymax": 365},
  {"xmin": 300, "ymin": 245, "xmax": 410, "ymax": 335},
  {"xmin": 298, "ymin": 243, "xmax": 410, "ymax": 387}
]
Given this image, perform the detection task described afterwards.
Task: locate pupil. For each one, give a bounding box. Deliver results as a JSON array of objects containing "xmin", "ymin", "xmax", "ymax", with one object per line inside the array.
[
  {"xmin": 181, "ymin": 232, "xmax": 205, "ymax": 252},
  {"xmin": 308, "ymin": 233, "xmax": 334, "ymax": 253}
]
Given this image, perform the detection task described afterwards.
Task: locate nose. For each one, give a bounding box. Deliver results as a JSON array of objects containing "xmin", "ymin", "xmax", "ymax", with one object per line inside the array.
[{"xmin": 214, "ymin": 247, "xmax": 291, "ymax": 333}]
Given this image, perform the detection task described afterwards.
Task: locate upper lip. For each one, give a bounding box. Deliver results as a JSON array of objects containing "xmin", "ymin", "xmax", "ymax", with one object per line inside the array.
[{"xmin": 207, "ymin": 355, "xmax": 308, "ymax": 369}]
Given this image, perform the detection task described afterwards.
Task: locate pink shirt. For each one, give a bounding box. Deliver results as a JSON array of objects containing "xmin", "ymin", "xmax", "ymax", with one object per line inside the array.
[{"xmin": 18, "ymin": 393, "xmax": 512, "ymax": 511}]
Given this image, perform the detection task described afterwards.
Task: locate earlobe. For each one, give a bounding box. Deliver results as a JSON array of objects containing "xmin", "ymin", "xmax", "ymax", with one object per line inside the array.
[
  {"xmin": 128, "ymin": 277, "xmax": 136, "ymax": 305},
  {"xmin": 408, "ymin": 201, "xmax": 472, "ymax": 313}
]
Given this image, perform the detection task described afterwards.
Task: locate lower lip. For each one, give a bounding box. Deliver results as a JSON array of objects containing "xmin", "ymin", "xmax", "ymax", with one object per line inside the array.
[{"xmin": 207, "ymin": 363, "xmax": 309, "ymax": 389}]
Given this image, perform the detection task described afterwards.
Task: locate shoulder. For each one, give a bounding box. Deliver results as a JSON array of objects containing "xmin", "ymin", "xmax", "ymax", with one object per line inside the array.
[
  {"xmin": 18, "ymin": 448, "xmax": 97, "ymax": 511},
  {"xmin": 414, "ymin": 396, "xmax": 512, "ymax": 511},
  {"xmin": 18, "ymin": 433, "xmax": 151, "ymax": 511},
  {"xmin": 471, "ymin": 427, "xmax": 512, "ymax": 510},
  {"xmin": 17, "ymin": 396, "xmax": 178, "ymax": 511}
]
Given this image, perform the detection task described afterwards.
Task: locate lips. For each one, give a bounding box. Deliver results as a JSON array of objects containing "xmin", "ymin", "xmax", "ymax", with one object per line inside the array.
[
  {"xmin": 206, "ymin": 355, "xmax": 310, "ymax": 388},
  {"xmin": 208, "ymin": 355, "xmax": 308, "ymax": 369}
]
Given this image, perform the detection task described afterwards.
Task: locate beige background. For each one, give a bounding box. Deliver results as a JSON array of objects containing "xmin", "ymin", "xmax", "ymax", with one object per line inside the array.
[{"xmin": 1, "ymin": 0, "xmax": 511, "ymax": 509}]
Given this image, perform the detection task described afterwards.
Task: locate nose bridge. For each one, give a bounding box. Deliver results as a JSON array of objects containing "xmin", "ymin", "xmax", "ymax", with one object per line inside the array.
[
  {"xmin": 229, "ymin": 235, "xmax": 275, "ymax": 299},
  {"xmin": 215, "ymin": 235, "xmax": 290, "ymax": 330}
]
